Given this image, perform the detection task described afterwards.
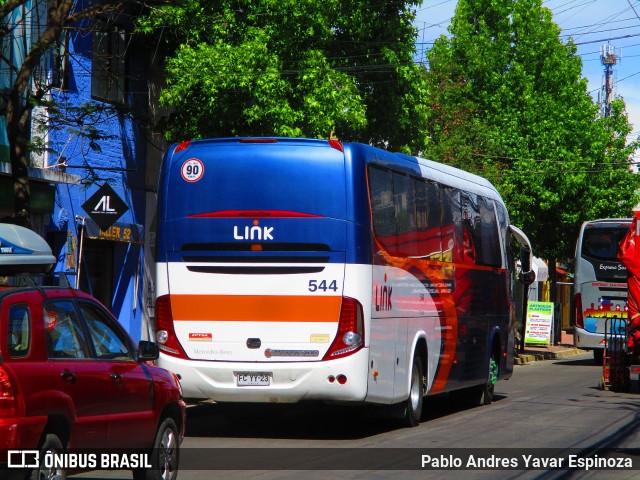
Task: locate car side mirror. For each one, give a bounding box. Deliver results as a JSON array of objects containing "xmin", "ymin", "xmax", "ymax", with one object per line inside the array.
[{"xmin": 138, "ymin": 340, "xmax": 159, "ymax": 361}]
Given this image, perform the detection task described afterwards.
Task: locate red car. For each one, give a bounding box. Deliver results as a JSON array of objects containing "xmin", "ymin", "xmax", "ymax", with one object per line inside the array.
[{"xmin": 0, "ymin": 224, "xmax": 186, "ymax": 480}]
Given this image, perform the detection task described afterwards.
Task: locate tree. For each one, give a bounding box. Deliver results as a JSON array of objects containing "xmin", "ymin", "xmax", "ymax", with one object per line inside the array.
[
  {"xmin": 136, "ymin": 0, "xmax": 429, "ymax": 153},
  {"xmin": 423, "ymin": 0, "xmax": 640, "ymax": 269},
  {"xmin": 0, "ymin": 0, "xmax": 129, "ymax": 228}
]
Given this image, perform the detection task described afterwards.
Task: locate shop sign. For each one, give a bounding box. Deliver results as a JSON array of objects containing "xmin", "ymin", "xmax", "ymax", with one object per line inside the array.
[
  {"xmin": 524, "ymin": 301, "xmax": 554, "ymax": 347},
  {"xmin": 82, "ymin": 183, "xmax": 128, "ymax": 231}
]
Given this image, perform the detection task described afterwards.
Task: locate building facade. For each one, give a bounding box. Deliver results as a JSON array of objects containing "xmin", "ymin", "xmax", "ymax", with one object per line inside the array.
[{"xmin": 1, "ymin": 2, "xmax": 165, "ymax": 341}]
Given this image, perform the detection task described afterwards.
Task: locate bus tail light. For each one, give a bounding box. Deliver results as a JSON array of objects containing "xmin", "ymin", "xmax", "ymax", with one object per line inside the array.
[
  {"xmin": 328, "ymin": 139, "xmax": 344, "ymax": 152},
  {"xmin": 155, "ymin": 295, "xmax": 189, "ymax": 359},
  {"xmin": 575, "ymin": 293, "xmax": 584, "ymax": 329},
  {"xmin": 174, "ymin": 140, "xmax": 191, "ymax": 153},
  {"xmin": 323, "ymin": 297, "xmax": 364, "ymax": 360},
  {"xmin": 0, "ymin": 365, "xmax": 18, "ymax": 417}
]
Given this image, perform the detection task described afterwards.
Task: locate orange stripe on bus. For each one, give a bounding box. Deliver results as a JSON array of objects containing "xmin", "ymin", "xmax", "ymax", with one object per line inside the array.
[{"xmin": 170, "ymin": 295, "xmax": 342, "ymax": 322}]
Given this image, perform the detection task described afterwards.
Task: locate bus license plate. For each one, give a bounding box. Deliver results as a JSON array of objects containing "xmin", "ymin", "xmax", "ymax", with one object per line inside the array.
[{"xmin": 237, "ymin": 372, "xmax": 271, "ymax": 386}]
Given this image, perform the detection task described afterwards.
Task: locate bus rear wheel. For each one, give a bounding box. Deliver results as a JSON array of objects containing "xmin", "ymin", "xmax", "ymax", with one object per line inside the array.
[{"xmin": 400, "ymin": 354, "xmax": 425, "ymax": 427}]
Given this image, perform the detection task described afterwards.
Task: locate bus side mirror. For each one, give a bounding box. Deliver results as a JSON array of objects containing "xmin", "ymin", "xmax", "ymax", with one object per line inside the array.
[
  {"xmin": 519, "ymin": 247, "xmax": 535, "ymax": 285},
  {"xmin": 519, "ymin": 270, "xmax": 536, "ymax": 285}
]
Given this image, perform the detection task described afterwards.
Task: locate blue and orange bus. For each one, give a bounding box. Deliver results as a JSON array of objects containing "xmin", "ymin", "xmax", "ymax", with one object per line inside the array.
[{"xmin": 154, "ymin": 137, "xmax": 533, "ymax": 426}]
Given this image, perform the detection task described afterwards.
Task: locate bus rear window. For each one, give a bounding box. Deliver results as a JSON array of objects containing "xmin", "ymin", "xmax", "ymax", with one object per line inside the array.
[{"xmin": 582, "ymin": 227, "xmax": 629, "ymax": 261}]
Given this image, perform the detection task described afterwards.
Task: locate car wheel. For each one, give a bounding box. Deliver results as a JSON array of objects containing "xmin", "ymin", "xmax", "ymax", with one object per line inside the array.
[
  {"xmin": 401, "ymin": 354, "xmax": 425, "ymax": 427},
  {"xmin": 30, "ymin": 433, "xmax": 66, "ymax": 480},
  {"xmin": 133, "ymin": 418, "xmax": 179, "ymax": 480}
]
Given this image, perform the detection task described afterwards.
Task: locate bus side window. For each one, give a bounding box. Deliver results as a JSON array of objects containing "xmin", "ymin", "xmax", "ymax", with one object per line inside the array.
[
  {"xmin": 369, "ymin": 167, "xmax": 396, "ymax": 255},
  {"xmin": 478, "ymin": 197, "xmax": 502, "ymax": 267},
  {"xmin": 442, "ymin": 187, "xmax": 462, "ymax": 263},
  {"xmin": 393, "ymin": 173, "xmax": 417, "ymax": 257},
  {"xmin": 460, "ymin": 191, "xmax": 481, "ymax": 264},
  {"xmin": 414, "ymin": 180, "xmax": 443, "ymax": 260},
  {"xmin": 495, "ymin": 201, "xmax": 509, "ymax": 269}
]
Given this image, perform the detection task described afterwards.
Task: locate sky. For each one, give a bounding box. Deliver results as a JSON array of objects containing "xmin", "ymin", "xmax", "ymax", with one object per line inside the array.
[{"xmin": 413, "ymin": 0, "xmax": 640, "ymax": 153}]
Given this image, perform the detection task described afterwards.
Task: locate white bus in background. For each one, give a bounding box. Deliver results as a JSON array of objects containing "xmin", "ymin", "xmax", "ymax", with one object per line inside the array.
[{"xmin": 573, "ymin": 218, "xmax": 631, "ymax": 364}]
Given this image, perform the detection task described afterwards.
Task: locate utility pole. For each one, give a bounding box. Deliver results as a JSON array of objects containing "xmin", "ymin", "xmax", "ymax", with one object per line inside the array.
[{"xmin": 599, "ymin": 43, "xmax": 618, "ymax": 118}]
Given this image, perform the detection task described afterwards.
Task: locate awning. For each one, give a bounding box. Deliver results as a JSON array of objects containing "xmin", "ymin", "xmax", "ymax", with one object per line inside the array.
[
  {"xmin": 83, "ymin": 218, "xmax": 143, "ymax": 245},
  {"xmin": 533, "ymin": 257, "xmax": 549, "ymax": 282}
]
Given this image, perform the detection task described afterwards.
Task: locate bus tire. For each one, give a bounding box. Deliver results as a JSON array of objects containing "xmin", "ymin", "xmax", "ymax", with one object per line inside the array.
[
  {"xmin": 461, "ymin": 350, "xmax": 498, "ymax": 407},
  {"xmin": 477, "ymin": 351, "xmax": 498, "ymax": 406},
  {"xmin": 401, "ymin": 354, "xmax": 425, "ymax": 427}
]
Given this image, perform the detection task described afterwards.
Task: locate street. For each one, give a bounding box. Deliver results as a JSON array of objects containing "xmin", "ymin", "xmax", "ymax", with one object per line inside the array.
[{"xmin": 71, "ymin": 352, "xmax": 640, "ymax": 480}]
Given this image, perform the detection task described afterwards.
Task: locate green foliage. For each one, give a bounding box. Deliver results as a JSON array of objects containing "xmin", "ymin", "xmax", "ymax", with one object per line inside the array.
[
  {"xmin": 137, "ymin": 0, "xmax": 429, "ymax": 152},
  {"xmin": 423, "ymin": 0, "xmax": 640, "ymax": 261}
]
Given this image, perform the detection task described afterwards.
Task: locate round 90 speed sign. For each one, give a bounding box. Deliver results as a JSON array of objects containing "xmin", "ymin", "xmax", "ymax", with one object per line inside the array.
[{"xmin": 181, "ymin": 158, "xmax": 204, "ymax": 182}]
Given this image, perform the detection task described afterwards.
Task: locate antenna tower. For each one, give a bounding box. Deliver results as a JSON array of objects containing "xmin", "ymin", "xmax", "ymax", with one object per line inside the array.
[{"xmin": 599, "ymin": 44, "xmax": 619, "ymax": 117}]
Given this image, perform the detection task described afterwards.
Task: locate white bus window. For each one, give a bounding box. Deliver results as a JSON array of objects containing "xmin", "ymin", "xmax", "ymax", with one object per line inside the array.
[{"xmin": 582, "ymin": 229, "xmax": 626, "ymax": 261}]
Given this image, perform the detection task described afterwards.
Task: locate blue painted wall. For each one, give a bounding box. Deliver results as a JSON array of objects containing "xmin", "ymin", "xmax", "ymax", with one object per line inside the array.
[{"xmin": 46, "ymin": 19, "xmax": 151, "ymax": 342}]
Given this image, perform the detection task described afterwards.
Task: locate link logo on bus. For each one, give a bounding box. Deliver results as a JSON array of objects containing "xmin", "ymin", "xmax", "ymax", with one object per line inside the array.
[
  {"xmin": 375, "ymin": 273, "xmax": 393, "ymax": 311},
  {"xmin": 233, "ymin": 220, "xmax": 274, "ymax": 241}
]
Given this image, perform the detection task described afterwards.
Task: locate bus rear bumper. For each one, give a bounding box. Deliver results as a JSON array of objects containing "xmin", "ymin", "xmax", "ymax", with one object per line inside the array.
[
  {"xmin": 574, "ymin": 328, "xmax": 605, "ymax": 350},
  {"xmin": 158, "ymin": 349, "xmax": 370, "ymax": 403}
]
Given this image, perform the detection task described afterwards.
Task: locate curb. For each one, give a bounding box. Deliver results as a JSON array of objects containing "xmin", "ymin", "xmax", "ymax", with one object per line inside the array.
[{"xmin": 514, "ymin": 348, "xmax": 585, "ymax": 365}]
